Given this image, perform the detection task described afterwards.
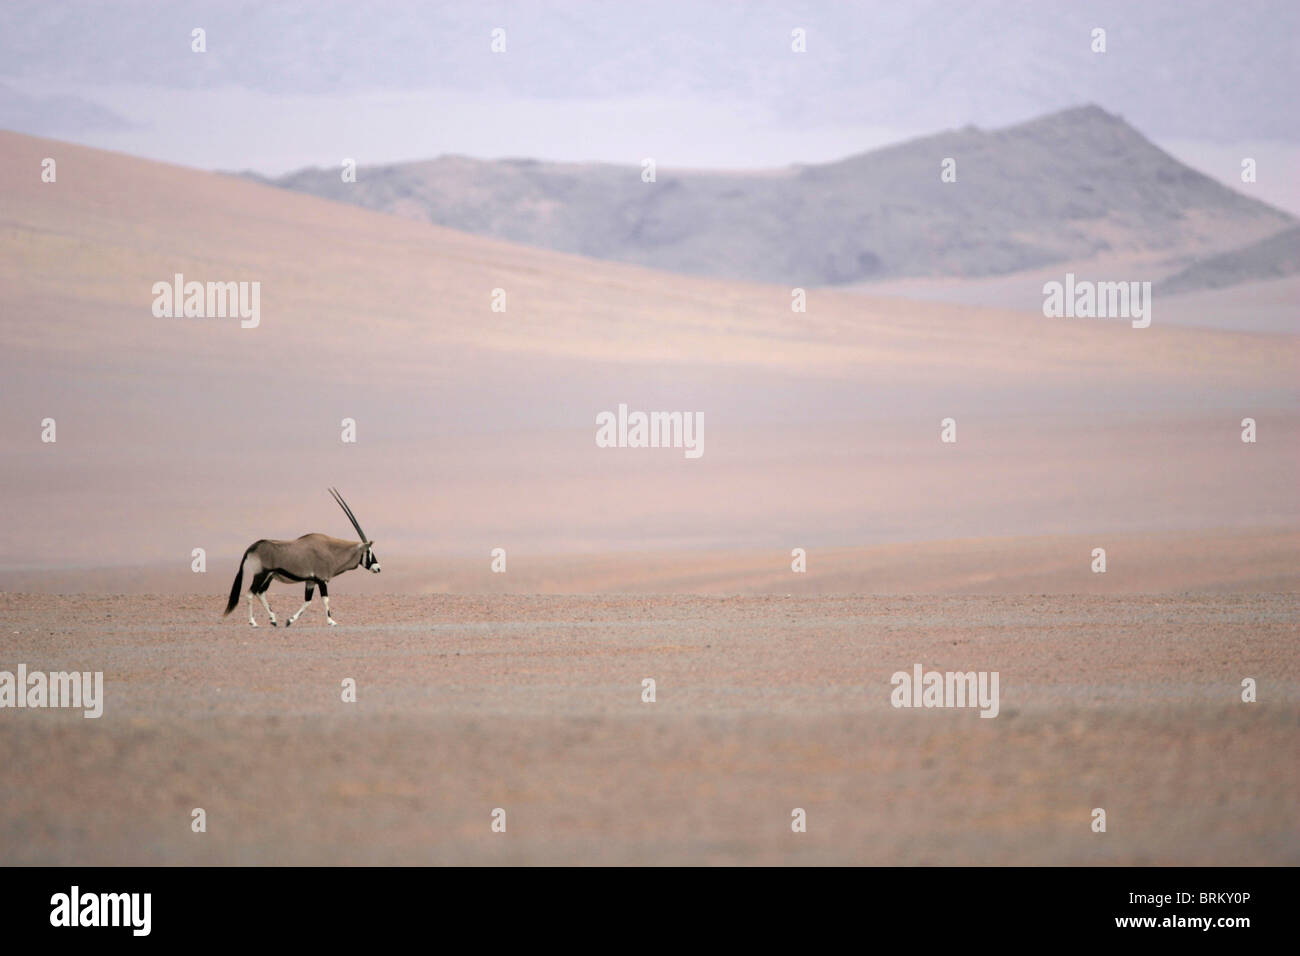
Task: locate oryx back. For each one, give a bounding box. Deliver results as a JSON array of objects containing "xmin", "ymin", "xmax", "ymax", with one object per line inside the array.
[{"xmin": 262, "ymin": 534, "xmax": 363, "ymax": 581}]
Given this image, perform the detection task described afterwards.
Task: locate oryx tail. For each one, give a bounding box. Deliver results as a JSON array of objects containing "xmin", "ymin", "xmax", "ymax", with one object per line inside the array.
[{"xmin": 224, "ymin": 542, "xmax": 261, "ymax": 616}]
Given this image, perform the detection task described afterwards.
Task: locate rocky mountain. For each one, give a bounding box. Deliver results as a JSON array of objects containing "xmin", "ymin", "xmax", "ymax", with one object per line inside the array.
[{"xmin": 253, "ymin": 106, "xmax": 1293, "ymax": 286}]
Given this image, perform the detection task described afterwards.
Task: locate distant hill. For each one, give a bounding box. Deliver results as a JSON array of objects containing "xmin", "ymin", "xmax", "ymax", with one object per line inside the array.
[
  {"xmin": 1158, "ymin": 225, "xmax": 1300, "ymax": 294},
  {"xmin": 252, "ymin": 105, "xmax": 1293, "ymax": 286}
]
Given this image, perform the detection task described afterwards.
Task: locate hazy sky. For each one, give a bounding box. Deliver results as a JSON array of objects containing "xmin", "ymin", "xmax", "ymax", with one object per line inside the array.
[{"xmin": 3, "ymin": 1, "xmax": 1297, "ymax": 209}]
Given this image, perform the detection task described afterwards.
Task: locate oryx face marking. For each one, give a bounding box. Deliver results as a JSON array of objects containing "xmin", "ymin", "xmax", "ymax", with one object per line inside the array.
[{"xmin": 223, "ymin": 488, "xmax": 380, "ymax": 626}]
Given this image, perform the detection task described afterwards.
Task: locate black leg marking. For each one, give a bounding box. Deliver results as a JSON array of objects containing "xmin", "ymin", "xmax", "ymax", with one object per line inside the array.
[{"xmin": 320, "ymin": 580, "xmax": 335, "ymax": 623}]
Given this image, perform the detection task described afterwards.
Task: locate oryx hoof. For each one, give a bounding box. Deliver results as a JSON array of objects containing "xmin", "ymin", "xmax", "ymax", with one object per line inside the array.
[
  {"xmin": 270, "ymin": 620, "xmax": 278, "ymax": 628},
  {"xmin": 285, "ymin": 618, "xmax": 293, "ymax": 628},
  {"xmin": 327, "ymin": 618, "xmax": 337, "ymax": 626},
  {"xmin": 249, "ymin": 621, "xmax": 258, "ymax": 627}
]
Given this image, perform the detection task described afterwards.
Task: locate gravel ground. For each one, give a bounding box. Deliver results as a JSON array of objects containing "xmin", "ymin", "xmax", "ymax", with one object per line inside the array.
[{"xmin": 1, "ymin": 592, "xmax": 1296, "ymax": 865}]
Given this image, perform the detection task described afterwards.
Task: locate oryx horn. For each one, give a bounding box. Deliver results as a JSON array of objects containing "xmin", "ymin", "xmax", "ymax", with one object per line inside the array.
[{"xmin": 328, "ymin": 487, "xmax": 368, "ymax": 542}]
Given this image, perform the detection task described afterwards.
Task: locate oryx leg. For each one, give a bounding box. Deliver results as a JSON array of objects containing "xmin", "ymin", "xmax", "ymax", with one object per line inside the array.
[
  {"xmin": 321, "ymin": 580, "xmax": 336, "ymax": 626},
  {"xmin": 286, "ymin": 581, "xmax": 316, "ymax": 627},
  {"xmin": 247, "ymin": 591, "xmax": 258, "ymax": 627},
  {"xmin": 257, "ymin": 591, "xmax": 278, "ymax": 627},
  {"xmin": 252, "ymin": 571, "xmax": 277, "ymax": 627}
]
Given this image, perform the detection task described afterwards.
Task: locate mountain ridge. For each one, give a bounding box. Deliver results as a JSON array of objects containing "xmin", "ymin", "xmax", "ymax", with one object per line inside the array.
[
  {"xmin": 1158, "ymin": 224, "xmax": 1300, "ymax": 294},
  {"xmin": 251, "ymin": 105, "xmax": 1293, "ymax": 287}
]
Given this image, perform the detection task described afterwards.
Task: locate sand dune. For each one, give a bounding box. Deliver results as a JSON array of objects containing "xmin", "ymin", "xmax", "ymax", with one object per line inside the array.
[{"xmin": 0, "ymin": 130, "xmax": 1296, "ymax": 590}]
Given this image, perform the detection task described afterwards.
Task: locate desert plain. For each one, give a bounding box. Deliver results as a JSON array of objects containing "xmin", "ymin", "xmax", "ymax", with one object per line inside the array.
[
  {"xmin": 0, "ymin": 129, "xmax": 1296, "ymax": 865},
  {"xmin": 1, "ymin": 589, "xmax": 1296, "ymax": 865}
]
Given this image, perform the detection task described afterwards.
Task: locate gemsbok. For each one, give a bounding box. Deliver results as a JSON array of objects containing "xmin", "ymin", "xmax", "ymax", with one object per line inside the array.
[{"xmin": 223, "ymin": 488, "xmax": 381, "ymax": 627}]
